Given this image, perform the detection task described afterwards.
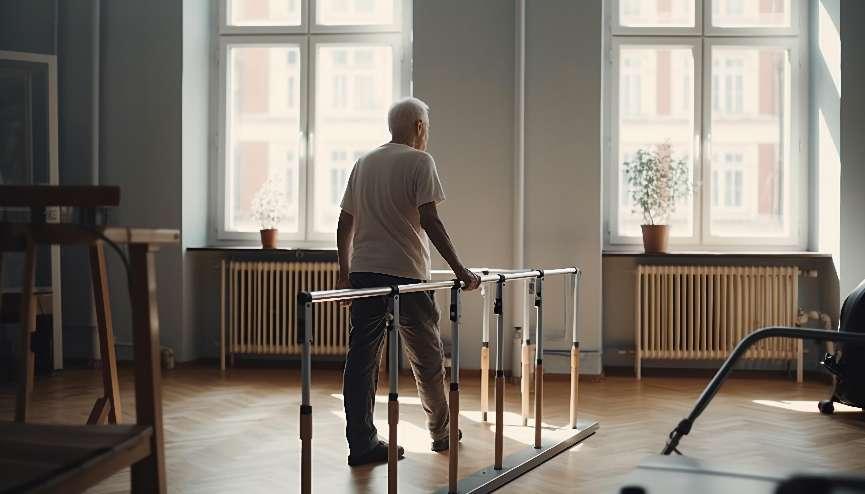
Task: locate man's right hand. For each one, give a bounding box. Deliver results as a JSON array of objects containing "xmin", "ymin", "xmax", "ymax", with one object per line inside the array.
[
  {"xmin": 457, "ymin": 267, "xmax": 482, "ymax": 291},
  {"xmin": 336, "ymin": 273, "xmax": 352, "ymax": 307}
]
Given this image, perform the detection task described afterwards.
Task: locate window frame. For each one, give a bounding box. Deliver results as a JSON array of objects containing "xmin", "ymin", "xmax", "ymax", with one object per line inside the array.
[
  {"xmin": 310, "ymin": 0, "xmax": 404, "ymax": 34},
  {"xmin": 705, "ymin": 0, "xmax": 802, "ymax": 37},
  {"xmin": 219, "ymin": 0, "xmax": 309, "ymax": 35},
  {"xmin": 212, "ymin": 0, "xmax": 412, "ymax": 246},
  {"xmin": 306, "ymin": 32, "xmax": 404, "ymax": 242},
  {"xmin": 607, "ymin": 37, "xmax": 703, "ymax": 246},
  {"xmin": 700, "ymin": 35, "xmax": 806, "ymax": 248},
  {"xmin": 610, "ymin": 0, "xmax": 704, "ymax": 36},
  {"xmin": 604, "ymin": 0, "xmax": 808, "ymax": 251},
  {"xmin": 215, "ymin": 35, "xmax": 310, "ymax": 242}
]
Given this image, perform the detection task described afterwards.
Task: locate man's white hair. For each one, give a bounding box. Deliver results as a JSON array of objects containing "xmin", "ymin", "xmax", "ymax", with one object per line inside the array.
[{"xmin": 387, "ymin": 97, "xmax": 429, "ymax": 138}]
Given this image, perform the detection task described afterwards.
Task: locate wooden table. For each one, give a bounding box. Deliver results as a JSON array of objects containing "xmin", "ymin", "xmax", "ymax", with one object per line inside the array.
[
  {"xmin": 0, "ymin": 224, "xmax": 178, "ymax": 423},
  {"xmin": 0, "ymin": 186, "xmax": 177, "ymax": 492},
  {"xmin": 0, "ymin": 223, "xmax": 178, "ymax": 493}
]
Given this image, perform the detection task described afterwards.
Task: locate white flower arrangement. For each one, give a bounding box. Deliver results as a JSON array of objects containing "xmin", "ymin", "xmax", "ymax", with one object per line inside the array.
[
  {"xmin": 250, "ymin": 177, "xmax": 289, "ymax": 231},
  {"xmin": 623, "ymin": 141, "xmax": 692, "ymax": 226}
]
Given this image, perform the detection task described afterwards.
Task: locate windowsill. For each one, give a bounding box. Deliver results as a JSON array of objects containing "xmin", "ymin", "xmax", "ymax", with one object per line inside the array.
[
  {"xmin": 603, "ymin": 249, "xmax": 831, "ymax": 258},
  {"xmin": 186, "ymin": 246, "xmax": 339, "ymax": 261}
]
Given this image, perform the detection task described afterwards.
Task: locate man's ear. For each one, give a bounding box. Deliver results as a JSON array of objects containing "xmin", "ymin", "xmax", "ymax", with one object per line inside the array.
[{"xmin": 416, "ymin": 119, "xmax": 424, "ymax": 135}]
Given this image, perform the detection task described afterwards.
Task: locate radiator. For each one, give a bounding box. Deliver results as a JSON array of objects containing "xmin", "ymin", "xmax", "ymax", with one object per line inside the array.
[
  {"xmin": 220, "ymin": 260, "xmax": 347, "ymax": 367},
  {"xmin": 635, "ymin": 265, "xmax": 803, "ymax": 381}
]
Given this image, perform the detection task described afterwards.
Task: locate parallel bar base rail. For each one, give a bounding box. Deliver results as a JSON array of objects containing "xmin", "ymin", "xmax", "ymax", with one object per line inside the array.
[
  {"xmin": 433, "ymin": 421, "xmax": 599, "ymax": 494},
  {"xmin": 662, "ymin": 327, "xmax": 865, "ymax": 456}
]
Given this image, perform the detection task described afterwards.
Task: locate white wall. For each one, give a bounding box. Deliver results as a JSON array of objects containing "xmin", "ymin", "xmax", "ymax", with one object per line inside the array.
[
  {"xmin": 840, "ymin": 0, "xmax": 865, "ymax": 296},
  {"xmin": 811, "ymin": 0, "xmax": 841, "ymax": 272},
  {"xmin": 58, "ymin": 1, "xmax": 100, "ymax": 350},
  {"xmin": 413, "ymin": 0, "xmax": 516, "ymax": 370},
  {"xmin": 413, "ymin": 0, "xmax": 604, "ymax": 374},
  {"xmin": 524, "ymin": 0, "xmax": 603, "ymax": 374},
  {"xmin": 101, "ymin": 0, "xmax": 184, "ymax": 356},
  {"xmin": 182, "ymin": 0, "xmax": 211, "ymax": 361}
]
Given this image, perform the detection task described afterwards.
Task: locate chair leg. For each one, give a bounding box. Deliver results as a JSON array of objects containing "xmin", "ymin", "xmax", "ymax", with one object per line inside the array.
[
  {"xmin": 87, "ymin": 396, "xmax": 110, "ymax": 424},
  {"xmin": 88, "ymin": 241, "xmax": 122, "ymax": 424},
  {"xmin": 15, "ymin": 240, "xmax": 37, "ymax": 423},
  {"xmin": 0, "ymin": 252, "xmax": 3, "ymax": 337},
  {"xmin": 128, "ymin": 244, "xmax": 167, "ymax": 494}
]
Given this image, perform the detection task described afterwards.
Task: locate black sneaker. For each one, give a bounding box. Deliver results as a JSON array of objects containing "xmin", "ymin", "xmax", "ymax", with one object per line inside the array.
[
  {"xmin": 347, "ymin": 441, "xmax": 405, "ymax": 467},
  {"xmin": 431, "ymin": 429, "xmax": 462, "ymax": 452}
]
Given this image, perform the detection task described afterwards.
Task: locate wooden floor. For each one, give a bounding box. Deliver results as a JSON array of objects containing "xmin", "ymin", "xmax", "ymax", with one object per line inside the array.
[{"xmin": 2, "ymin": 366, "xmax": 864, "ymax": 493}]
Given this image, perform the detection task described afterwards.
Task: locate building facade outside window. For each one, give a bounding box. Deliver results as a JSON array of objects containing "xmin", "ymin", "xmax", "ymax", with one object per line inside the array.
[{"xmin": 215, "ymin": 0, "xmax": 410, "ymax": 243}]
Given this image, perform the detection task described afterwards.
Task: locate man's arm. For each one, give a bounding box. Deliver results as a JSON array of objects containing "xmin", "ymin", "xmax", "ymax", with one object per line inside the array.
[
  {"xmin": 336, "ymin": 210, "xmax": 354, "ymax": 290},
  {"xmin": 419, "ymin": 202, "xmax": 481, "ymax": 290}
]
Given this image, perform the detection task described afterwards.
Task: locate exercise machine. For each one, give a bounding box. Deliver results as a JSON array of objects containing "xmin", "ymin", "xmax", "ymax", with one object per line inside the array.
[{"xmin": 619, "ymin": 327, "xmax": 865, "ymax": 494}]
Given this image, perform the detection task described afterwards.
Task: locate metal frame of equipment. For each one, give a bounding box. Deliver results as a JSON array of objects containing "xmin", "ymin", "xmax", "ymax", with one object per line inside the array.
[{"xmin": 297, "ymin": 267, "xmax": 598, "ymax": 493}]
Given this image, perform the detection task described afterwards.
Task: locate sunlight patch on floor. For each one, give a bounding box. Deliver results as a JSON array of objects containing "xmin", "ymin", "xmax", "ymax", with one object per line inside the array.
[
  {"xmin": 752, "ymin": 400, "xmax": 861, "ymax": 413},
  {"xmin": 459, "ymin": 410, "xmax": 574, "ymax": 446},
  {"xmin": 326, "ymin": 410, "xmax": 435, "ymax": 454},
  {"xmin": 325, "ymin": 404, "xmax": 576, "ymax": 451}
]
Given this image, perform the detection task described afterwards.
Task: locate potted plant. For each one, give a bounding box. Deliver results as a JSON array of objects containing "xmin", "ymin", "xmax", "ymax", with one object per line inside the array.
[
  {"xmin": 622, "ymin": 141, "xmax": 691, "ymax": 254},
  {"xmin": 250, "ymin": 177, "xmax": 288, "ymax": 249}
]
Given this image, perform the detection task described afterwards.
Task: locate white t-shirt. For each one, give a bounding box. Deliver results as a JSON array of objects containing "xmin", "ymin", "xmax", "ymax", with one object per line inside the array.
[{"xmin": 340, "ymin": 142, "xmax": 446, "ymax": 281}]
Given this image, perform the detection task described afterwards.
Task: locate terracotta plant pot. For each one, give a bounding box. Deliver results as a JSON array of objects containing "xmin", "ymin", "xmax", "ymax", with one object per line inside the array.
[
  {"xmin": 260, "ymin": 229, "xmax": 278, "ymax": 249},
  {"xmin": 641, "ymin": 225, "xmax": 670, "ymax": 254}
]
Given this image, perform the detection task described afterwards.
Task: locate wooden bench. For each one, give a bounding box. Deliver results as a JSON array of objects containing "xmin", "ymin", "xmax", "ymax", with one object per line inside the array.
[{"xmin": 0, "ymin": 186, "xmax": 177, "ymax": 493}]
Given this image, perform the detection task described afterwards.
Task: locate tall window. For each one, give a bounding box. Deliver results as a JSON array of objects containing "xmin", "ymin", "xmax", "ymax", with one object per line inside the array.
[
  {"xmin": 607, "ymin": 0, "xmax": 805, "ymax": 248},
  {"xmin": 217, "ymin": 0, "xmax": 409, "ymax": 242}
]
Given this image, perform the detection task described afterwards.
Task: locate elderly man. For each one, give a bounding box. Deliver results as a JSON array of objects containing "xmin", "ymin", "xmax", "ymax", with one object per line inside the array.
[{"xmin": 336, "ymin": 97, "xmax": 481, "ymax": 466}]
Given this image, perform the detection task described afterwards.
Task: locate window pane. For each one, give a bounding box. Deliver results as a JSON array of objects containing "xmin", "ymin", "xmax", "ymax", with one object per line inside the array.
[
  {"xmin": 617, "ymin": 45, "xmax": 695, "ymax": 237},
  {"xmin": 619, "ymin": 0, "xmax": 696, "ymax": 28},
  {"xmin": 313, "ymin": 44, "xmax": 394, "ymax": 233},
  {"xmin": 711, "ymin": 0, "xmax": 791, "ymax": 29},
  {"xmin": 709, "ymin": 45, "xmax": 792, "ymax": 238},
  {"xmin": 227, "ymin": 0, "xmax": 301, "ymax": 26},
  {"xmin": 317, "ymin": 0, "xmax": 395, "ymax": 26},
  {"xmin": 225, "ymin": 44, "xmax": 302, "ymax": 233}
]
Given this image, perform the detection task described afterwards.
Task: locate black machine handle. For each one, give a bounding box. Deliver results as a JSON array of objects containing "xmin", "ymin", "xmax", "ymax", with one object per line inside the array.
[{"xmin": 662, "ymin": 327, "xmax": 865, "ymax": 456}]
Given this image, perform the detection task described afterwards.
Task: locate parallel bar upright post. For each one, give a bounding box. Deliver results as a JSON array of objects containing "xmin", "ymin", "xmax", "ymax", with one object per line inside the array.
[
  {"xmin": 494, "ymin": 276, "xmax": 506, "ymax": 470},
  {"xmin": 533, "ymin": 274, "xmax": 544, "ymax": 449},
  {"xmin": 448, "ymin": 284, "xmax": 461, "ymax": 493},
  {"xmin": 298, "ymin": 294, "xmax": 313, "ymax": 494},
  {"xmin": 569, "ymin": 270, "xmax": 582, "ymax": 429},
  {"xmin": 480, "ymin": 272, "xmax": 491, "ymax": 422},
  {"xmin": 220, "ymin": 260, "xmax": 225, "ymax": 371},
  {"xmin": 388, "ymin": 290, "xmax": 400, "ymax": 494},
  {"xmin": 521, "ymin": 279, "xmax": 532, "ymax": 427}
]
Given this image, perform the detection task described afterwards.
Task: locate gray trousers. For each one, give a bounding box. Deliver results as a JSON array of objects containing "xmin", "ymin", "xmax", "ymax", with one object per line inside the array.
[{"xmin": 343, "ymin": 272, "xmax": 450, "ymax": 455}]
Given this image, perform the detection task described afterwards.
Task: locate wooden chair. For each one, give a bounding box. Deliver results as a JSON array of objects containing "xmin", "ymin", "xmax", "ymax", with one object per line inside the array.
[{"xmin": 0, "ymin": 186, "xmax": 177, "ymax": 493}]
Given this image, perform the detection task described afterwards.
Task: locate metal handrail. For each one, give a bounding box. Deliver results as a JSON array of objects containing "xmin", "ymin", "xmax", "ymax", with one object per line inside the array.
[
  {"xmin": 300, "ymin": 267, "xmax": 579, "ymax": 303},
  {"xmin": 295, "ymin": 266, "xmax": 582, "ymax": 493},
  {"xmin": 662, "ymin": 326, "xmax": 865, "ymax": 456}
]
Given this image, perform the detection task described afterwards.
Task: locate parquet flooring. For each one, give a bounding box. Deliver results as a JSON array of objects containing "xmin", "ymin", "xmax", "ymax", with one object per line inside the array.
[{"xmin": 1, "ymin": 366, "xmax": 864, "ymax": 493}]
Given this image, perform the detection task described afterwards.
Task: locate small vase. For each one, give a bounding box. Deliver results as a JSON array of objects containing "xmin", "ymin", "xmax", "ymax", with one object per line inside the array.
[
  {"xmin": 641, "ymin": 225, "xmax": 670, "ymax": 254},
  {"xmin": 260, "ymin": 229, "xmax": 278, "ymax": 249}
]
